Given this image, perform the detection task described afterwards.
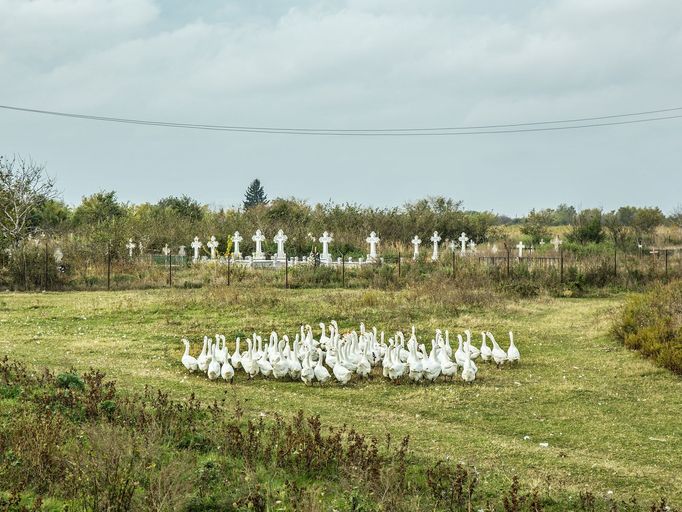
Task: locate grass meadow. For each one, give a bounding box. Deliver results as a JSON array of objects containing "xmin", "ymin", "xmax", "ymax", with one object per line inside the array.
[{"xmin": 1, "ymin": 286, "xmax": 681, "ymax": 508}]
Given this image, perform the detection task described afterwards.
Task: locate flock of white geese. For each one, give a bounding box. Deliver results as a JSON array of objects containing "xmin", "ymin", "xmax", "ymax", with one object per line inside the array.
[{"xmin": 180, "ymin": 322, "xmax": 520, "ymax": 385}]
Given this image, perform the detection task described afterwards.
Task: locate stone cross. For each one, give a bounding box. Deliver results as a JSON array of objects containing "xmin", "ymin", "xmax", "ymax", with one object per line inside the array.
[
  {"xmin": 162, "ymin": 244, "xmax": 170, "ymax": 256},
  {"xmin": 252, "ymin": 229, "xmax": 266, "ymax": 259},
  {"xmin": 448, "ymin": 240, "xmax": 456, "ymax": 252},
  {"xmin": 411, "ymin": 235, "xmax": 421, "ymax": 260},
  {"xmin": 53, "ymin": 248, "xmax": 63, "ymax": 263},
  {"xmin": 178, "ymin": 246, "xmax": 186, "ymax": 257},
  {"xmin": 274, "ymin": 229, "xmax": 288, "ymax": 260},
  {"xmin": 191, "ymin": 237, "xmax": 202, "ymax": 262},
  {"xmin": 207, "ymin": 236, "xmax": 219, "ymax": 259},
  {"xmin": 138, "ymin": 241, "xmax": 144, "ymax": 255},
  {"xmin": 319, "ymin": 231, "xmax": 333, "ymax": 262},
  {"xmin": 468, "ymin": 240, "xmax": 477, "ymax": 253},
  {"xmin": 491, "ymin": 244, "xmax": 498, "ymax": 255},
  {"xmin": 539, "ymin": 239, "xmax": 546, "ymax": 246},
  {"xmin": 232, "ymin": 231, "xmax": 243, "ymax": 258},
  {"xmin": 551, "ymin": 235, "xmax": 562, "ymax": 251},
  {"xmin": 430, "ymin": 231, "xmax": 441, "ymax": 261},
  {"xmin": 458, "ymin": 232, "xmax": 469, "ymax": 256},
  {"xmin": 126, "ymin": 239, "xmax": 136, "ymax": 258},
  {"xmin": 366, "ymin": 232, "xmax": 380, "ymax": 260},
  {"xmin": 516, "ymin": 241, "xmax": 526, "ymax": 258}
]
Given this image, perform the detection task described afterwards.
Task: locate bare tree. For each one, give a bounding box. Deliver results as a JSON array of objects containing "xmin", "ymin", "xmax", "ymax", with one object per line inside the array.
[{"xmin": 0, "ymin": 155, "xmax": 56, "ymax": 248}]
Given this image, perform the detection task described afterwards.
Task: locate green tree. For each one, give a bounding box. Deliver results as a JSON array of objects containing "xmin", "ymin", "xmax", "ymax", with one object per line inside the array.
[
  {"xmin": 156, "ymin": 195, "xmax": 204, "ymax": 221},
  {"xmin": 631, "ymin": 207, "xmax": 664, "ymax": 241},
  {"xmin": 553, "ymin": 204, "xmax": 576, "ymax": 225},
  {"xmin": 567, "ymin": 208, "xmax": 603, "ymax": 244},
  {"xmin": 243, "ymin": 179, "xmax": 268, "ymax": 209},
  {"xmin": 520, "ymin": 209, "xmax": 552, "ymax": 243},
  {"xmin": 72, "ymin": 191, "xmax": 125, "ymax": 226}
]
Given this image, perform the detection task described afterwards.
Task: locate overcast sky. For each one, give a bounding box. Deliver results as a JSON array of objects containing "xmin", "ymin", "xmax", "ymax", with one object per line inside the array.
[{"xmin": 1, "ymin": 0, "xmax": 681, "ymax": 216}]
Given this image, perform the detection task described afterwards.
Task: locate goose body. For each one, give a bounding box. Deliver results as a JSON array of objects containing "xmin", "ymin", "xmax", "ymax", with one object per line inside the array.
[
  {"xmin": 487, "ymin": 332, "xmax": 508, "ymax": 366},
  {"xmin": 314, "ymin": 350, "xmax": 331, "ymax": 384},
  {"xmin": 207, "ymin": 344, "xmax": 221, "ymax": 380},
  {"xmin": 507, "ymin": 331, "xmax": 520, "ymax": 363},
  {"xmin": 479, "ymin": 332, "xmax": 492, "ymax": 362},
  {"xmin": 197, "ymin": 336, "xmax": 210, "ymax": 372},
  {"xmin": 181, "ymin": 339, "xmax": 199, "ymax": 372}
]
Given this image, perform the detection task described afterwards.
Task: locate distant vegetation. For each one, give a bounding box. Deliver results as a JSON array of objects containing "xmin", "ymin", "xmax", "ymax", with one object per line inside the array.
[
  {"xmin": 614, "ymin": 281, "xmax": 682, "ymax": 374},
  {"xmin": 1, "ymin": 154, "xmax": 681, "ymax": 291}
]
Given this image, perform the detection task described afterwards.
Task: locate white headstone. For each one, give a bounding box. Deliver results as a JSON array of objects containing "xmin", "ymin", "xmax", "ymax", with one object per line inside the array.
[
  {"xmin": 319, "ymin": 231, "xmax": 333, "ymax": 262},
  {"xmin": 430, "ymin": 231, "xmax": 441, "ymax": 261},
  {"xmin": 138, "ymin": 241, "xmax": 144, "ymax": 255},
  {"xmin": 53, "ymin": 248, "xmax": 63, "ymax": 263},
  {"xmin": 551, "ymin": 235, "xmax": 562, "ymax": 252},
  {"xmin": 274, "ymin": 229, "xmax": 288, "ymax": 260},
  {"xmin": 491, "ymin": 244, "xmax": 498, "ymax": 255},
  {"xmin": 468, "ymin": 240, "xmax": 477, "ymax": 253},
  {"xmin": 448, "ymin": 240, "xmax": 456, "ymax": 252},
  {"xmin": 411, "ymin": 235, "xmax": 421, "ymax": 260},
  {"xmin": 366, "ymin": 231, "xmax": 380, "ymax": 261},
  {"xmin": 516, "ymin": 241, "xmax": 526, "ymax": 258},
  {"xmin": 207, "ymin": 236, "xmax": 219, "ymax": 259},
  {"xmin": 191, "ymin": 236, "xmax": 202, "ymax": 262},
  {"xmin": 458, "ymin": 232, "xmax": 469, "ymax": 257},
  {"xmin": 178, "ymin": 246, "xmax": 186, "ymax": 257},
  {"xmin": 162, "ymin": 244, "xmax": 170, "ymax": 256},
  {"xmin": 252, "ymin": 229, "xmax": 266, "ymax": 260},
  {"xmin": 232, "ymin": 231, "xmax": 243, "ymax": 258},
  {"xmin": 126, "ymin": 239, "xmax": 136, "ymax": 258}
]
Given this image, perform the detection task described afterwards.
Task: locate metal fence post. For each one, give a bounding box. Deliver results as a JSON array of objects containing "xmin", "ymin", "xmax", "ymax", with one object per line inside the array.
[
  {"xmin": 168, "ymin": 252, "xmax": 172, "ymax": 287},
  {"xmin": 285, "ymin": 254, "xmax": 289, "ymax": 289},
  {"xmin": 506, "ymin": 248, "xmax": 511, "ymax": 278},
  {"xmin": 614, "ymin": 246, "xmax": 617, "ymax": 278},
  {"xmin": 44, "ymin": 238, "xmax": 49, "ymax": 291},
  {"xmin": 560, "ymin": 247, "xmax": 564, "ymax": 284},
  {"xmin": 107, "ymin": 242, "xmax": 111, "ymax": 291},
  {"xmin": 342, "ymin": 255, "xmax": 345, "ymax": 288},
  {"xmin": 665, "ymin": 249, "xmax": 669, "ymax": 278},
  {"xmin": 227, "ymin": 255, "xmax": 231, "ymax": 286},
  {"xmin": 451, "ymin": 251, "xmax": 455, "ymax": 280},
  {"xmin": 397, "ymin": 251, "xmax": 401, "ymax": 278}
]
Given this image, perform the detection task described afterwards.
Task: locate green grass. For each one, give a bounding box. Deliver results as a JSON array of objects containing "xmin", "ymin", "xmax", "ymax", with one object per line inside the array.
[{"xmin": 1, "ymin": 287, "xmax": 681, "ymax": 504}]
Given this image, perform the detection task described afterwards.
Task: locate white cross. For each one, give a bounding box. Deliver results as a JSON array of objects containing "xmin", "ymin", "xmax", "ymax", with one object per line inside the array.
[
  {"xmin": 430, "ymin": 231, "xmax": 441, "ymax": 261},
  {"xmin": 411, "ymin": 235, "xmax": 421, "ymax": 260},
  {"xmin": 274, "ymin": 229, "xmax": 288, "ymax": 259},
  {"xmin": 516, "ymin": 241, "xmax": 526, "ymax": 258},
  {"xmin": 178, "ymin": 246, "xmax": 186, "ymax": 257},
  {"xmin": 458, "ymin": 232, "xmax": 469, "ymax": 256},
  {"xmin": 448, "ymin": 240, "xmax": 456, "ymax": 252},
  {"xmin": 53, "ymin": 248, "xmax": 63, "ymax": 263},
  {"xmin": 191, "ymin": 236, "xmax": 202, "ymax": 262},
  {"xmin": 366, "ymin": 231, "xmax": 380, "ymax": 260},
  {"xmin": 539, "ymin": 239, "xmax": 545, "ymax": 246},
  {"xmin": 138, "ymin": 241, "xmax": 144, "ymax": 255},
  {"xmin": 126, "ymin": 239, "xmax": 136, "ymax": 258},
  {"xmin": 207, "ymin": 236, "xmax": 219, "ymax": 259},
  {"xmin": 319, "ymin": 231, "xmax": 333, "ymax": 262},
  {"xmin": 491, "ymin": 244, "xmax": 498, "ymax": 255},
  {"xmin": 252, "ymin": 229, "xmax": 266, "ymax": 259},
  {"xmin": 232, "ymin": 231, "xmax": 243, "ymax": 257},
  {"xmin": 468, "ymin": 240, "xmax": 477, "ymax": 253},
  {"xmin": 162, "ymin": 244, "xmax": 170, "ymax": 256},
  {"xmin": 551, "ymin": 235, "xmax": 562, "ymax": 251}
]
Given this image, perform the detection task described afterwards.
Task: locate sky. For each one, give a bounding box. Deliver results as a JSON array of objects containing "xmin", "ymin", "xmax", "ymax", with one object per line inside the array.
[{"xmin": 1, "ymin": 0, "xmax": 681, "ymax": 216}]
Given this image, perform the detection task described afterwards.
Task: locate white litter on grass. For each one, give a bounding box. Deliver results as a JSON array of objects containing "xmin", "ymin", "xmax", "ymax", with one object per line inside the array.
[
  {"xmin": 539, "ymin": 442, "xmax": 549, "ymax": 448},
  {"xmin": 523, "ymin": 435, "xmax": 531, "ymax": 441}
]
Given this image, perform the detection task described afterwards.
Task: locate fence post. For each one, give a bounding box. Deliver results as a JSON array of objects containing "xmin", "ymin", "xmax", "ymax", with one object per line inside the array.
[
  {"xmin": 665, "ymin": 249, "xmax": 669, "ymax": 279},
  {"xmin": 227, "ymin": 255, "xmax": 231, "ymax": 286},
  {"xmin": 44, "ymin": 238, "xmax": 49, "ymax": 291},
  {"xmin": 168, "ymin": 252, "xmax": 172, "ymax": 287},
  {"xmin": 397, "ymin": 251, "xmax": 401, "ymax": 278},
  {"xmin": 342, "ymin": 255, "xmax": 345, "ymax": 288},
  {"xmin": 506, "ymin": 248, "xmax": 511, "ymax": 278},
  {"xmin": 451, "ymin": 251, "xmax": 455, "ymax": 280},
  {"xmin": 614, "ymin": 246, "xmax": 617, "ymax": 278},
  {"xmin": 285, "ymin": 254, "xmax": 289, "ymax": 289},
  {"xmin": 107, "ymin": 242, "xmax": 111, "ymax": 291}
]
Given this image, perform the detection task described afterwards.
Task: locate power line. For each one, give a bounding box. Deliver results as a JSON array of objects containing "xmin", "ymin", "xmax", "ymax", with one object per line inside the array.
[{"xmin": 1, "ymin": 103, "xmax": 681, "ymax": 136}]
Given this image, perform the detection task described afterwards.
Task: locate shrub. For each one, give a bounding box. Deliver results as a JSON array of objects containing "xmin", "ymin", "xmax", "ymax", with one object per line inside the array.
[{"xmin": 613, "ymin": 281, "xmax": 682, "ymax": 374}]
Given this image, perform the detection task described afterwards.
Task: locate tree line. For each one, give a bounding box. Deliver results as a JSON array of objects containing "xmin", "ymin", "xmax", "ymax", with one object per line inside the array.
[{"xmin": 2, "ymin": 157, "xmax": 681, "ymax": 263}]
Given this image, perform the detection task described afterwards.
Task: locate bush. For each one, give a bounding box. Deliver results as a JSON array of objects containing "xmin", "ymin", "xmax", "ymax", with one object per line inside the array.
[{"xmin": 613, "ymin": 281, "xmax": 682, "ymax": 374}]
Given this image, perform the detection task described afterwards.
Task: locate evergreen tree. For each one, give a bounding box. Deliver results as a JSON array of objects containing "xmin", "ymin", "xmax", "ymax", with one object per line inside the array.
[{"xmin": 243, "ymin": 179, "xmax": 267, "ymax": 209}]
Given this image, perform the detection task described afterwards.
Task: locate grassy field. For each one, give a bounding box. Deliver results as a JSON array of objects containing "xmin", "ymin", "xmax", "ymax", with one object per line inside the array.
[{"xmin": 1, "ymin": 286, "xmax": 681, "ymax": 505}]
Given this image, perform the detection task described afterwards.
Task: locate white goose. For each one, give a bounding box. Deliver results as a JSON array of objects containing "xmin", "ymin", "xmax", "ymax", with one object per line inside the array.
[
  {"xmin": 231, "ymin": 338, "xmax": 242, "ymax": 369},
  {"xmin": 197, "ymin": 336, "xmax": 210, "ymax": 372},
  {"xmin": 333, "ymin": 347, "xmax": 352, "ymax": 385},
  {"xmin": 314, "ymin": 349, "xmax": 331, "ymax": 384},
  {"xmin": 221, "ymin": 355, "xmax": 235, "ymax": 383},
  {"xmin": 242, "ymin": 339, "xmax": 260, "ymax": 378},
  {"xmin": 479, "ymin": 332, "xmax": 493, "ymax": 362},
  {"xmin": 301, "ymin": 352, "xmax": 315, "ymax": 385},
  {"xmin": 181, "ymin": 339, "xmax": 199, "ymax": 372},
  {"xmin": 487, "ymin": 332, "xmax": 508, "ymax": 367},
  {"xmin": 207, "ymin": 344, "xmax": 221, "ymax": 380},
  {"xmin": 507, "ymin": 331, "xmax": 520, "ymax": 364}
]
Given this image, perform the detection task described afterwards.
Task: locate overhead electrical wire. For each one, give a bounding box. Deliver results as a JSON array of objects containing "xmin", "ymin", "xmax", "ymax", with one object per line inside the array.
[{"xmin": 1, "ymin": 103, "xmax": 681, "ymax": 136}]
